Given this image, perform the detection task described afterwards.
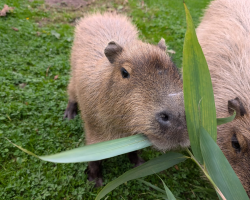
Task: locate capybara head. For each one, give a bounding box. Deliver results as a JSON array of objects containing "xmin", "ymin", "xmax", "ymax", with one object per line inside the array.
[
  {"xmin": 196, "ymin": 0, "xmax": 250, "ymax": 194},
  {"xmin": 98, "ymin": 39, "xmax": 189, "ymax": 151},
  {"xmin": 217, "ymin": 97, "xmax": 250, "ymax": 195}
]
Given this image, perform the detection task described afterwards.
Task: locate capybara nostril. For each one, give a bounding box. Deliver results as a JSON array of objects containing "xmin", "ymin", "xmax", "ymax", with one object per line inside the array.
[{"xmin": 156, "ymin": 112, "xmax": 171, "ymax": 127}]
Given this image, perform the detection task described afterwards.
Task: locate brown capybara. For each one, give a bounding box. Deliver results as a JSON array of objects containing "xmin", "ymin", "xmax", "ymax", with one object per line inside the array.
[
  {"xmin": 197, "ymin": 0, "xmax": 250, "ymax": 196},
  {"xmin": 64, "ymin": 12, "xmax": 189, "ymax": 187}
]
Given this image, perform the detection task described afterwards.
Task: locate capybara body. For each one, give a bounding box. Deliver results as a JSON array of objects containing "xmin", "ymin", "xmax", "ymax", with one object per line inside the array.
[
  {"xmin": 197, "ymin": 0, "xmax": 250, "ymax": 195},
  {"xmin": 65, "ymin": 13, "xmax": 189, "ymax": 186}
]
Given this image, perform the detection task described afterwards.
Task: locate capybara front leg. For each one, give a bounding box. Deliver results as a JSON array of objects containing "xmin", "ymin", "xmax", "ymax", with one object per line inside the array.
[
  {"xmin": 64, "ymin": 101, "xmax": 78, "ymax": 119},
  {"xmin": 128, "ymin": 151, "xmax": 144, "ymax": 167},
  {"xmin": 87, "ymin": 160, "xmax": 103, "ymax": 187}
]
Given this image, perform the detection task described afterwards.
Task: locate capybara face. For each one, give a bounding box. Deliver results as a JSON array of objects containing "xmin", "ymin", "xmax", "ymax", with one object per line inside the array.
[
  {"xmin": 217, "ymin": 98, "xmax": 250, "ymax": 195},
  {"xmin": 196, "ymin": 0, "xmax": 250, "ymax": 194},
  {"xmin": 99, "ymin": 41, "xmax": 189, "ymax": 151},
  {"xmin": 218, "ymin": 122, "xmax": 250, "ymax": 195}
]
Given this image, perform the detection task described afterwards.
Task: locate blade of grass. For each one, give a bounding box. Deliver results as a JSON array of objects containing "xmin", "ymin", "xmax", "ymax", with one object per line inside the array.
[
  {"xmin": 217, "ymin": 111, "xmax": 236, "ymax": 126},
  {"xmin": 183, "ymin": 3, "xmax": 217, "ymax": 164},
  {"xmin": 95, "ymin": 152, "xmax": 187, "ymax": 200},
  {"xmin": 193, "ymin": 186, "xmax": 218, "ymax": 199},
  {"xmin": 5, "ymin": 134, "xmax": 151, "ymax": 163},
  {"xmin": 186, "ymin": 148, "xmax": 225, "ymax": 200},
  {"xmin": 200, "ymin": 126, "xmax": 249, "ymax": 200},
  {"xmin": 137, "ymin": 179, "xmax": 165, "ymax": 194},
  {"xmin": 149, "ymin": 193, "xmax": 168, "ymax": 200},
  {"xmin": 158, "ymin": 176, "xmax": 176, "ymax": 200}
]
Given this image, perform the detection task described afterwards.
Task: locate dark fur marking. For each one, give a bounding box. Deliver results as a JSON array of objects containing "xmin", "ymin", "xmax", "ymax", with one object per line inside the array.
[
  {"xmin": 104, "ymin": 41, "xmax": 123, "ymax": 63},
  {"xmin": 228, "ymin": 97, "xmax": 247, "ymax": 117}
]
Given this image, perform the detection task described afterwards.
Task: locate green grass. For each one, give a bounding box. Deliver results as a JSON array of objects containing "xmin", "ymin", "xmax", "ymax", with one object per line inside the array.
[{"xmin": 0, "ymin": 0, "xmax": 213, "ymax": 199}]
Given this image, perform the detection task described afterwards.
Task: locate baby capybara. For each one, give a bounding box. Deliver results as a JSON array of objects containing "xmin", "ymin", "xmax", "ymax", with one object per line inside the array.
[{"xmin": 64, "ymin": 13, "xmax": 189, "ymax": 187}]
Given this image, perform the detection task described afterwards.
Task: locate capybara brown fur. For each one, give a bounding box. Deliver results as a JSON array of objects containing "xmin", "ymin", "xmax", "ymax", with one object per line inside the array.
[
  {"xmin": 64, "ymin": 13, "xmax": 189, "ymax": 187},
  {"xmin": 197, "ymin": 0, "xmax": 250, "ymax": 195}
]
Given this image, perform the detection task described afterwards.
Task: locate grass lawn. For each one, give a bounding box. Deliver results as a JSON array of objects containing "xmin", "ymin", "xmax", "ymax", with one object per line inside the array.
[{"xmin": 0, "ymin": 0, "xmax": 214, "ymax": 199}]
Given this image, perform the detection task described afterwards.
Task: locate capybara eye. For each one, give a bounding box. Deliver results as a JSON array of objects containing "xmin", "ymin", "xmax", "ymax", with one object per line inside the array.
[
  {"xmin": 231, "ymin": 134, "xmax": 241, "ymax": 152},
  {"xmin": 160, "ymin": 113, "xmax": 169, "ymax": 122},
  {"xmin": 121, "ymin": 67, "xmax": 130, "ymax": 78}
]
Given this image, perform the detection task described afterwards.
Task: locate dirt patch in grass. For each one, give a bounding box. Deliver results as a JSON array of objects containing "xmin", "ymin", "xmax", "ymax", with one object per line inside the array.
[
  {"xmin": 38, "ymin": 0, "xmax": 130, "ymax": 26},
  {"xmin": 45, "ymin": 0, "xmax": 90, "ymax": 9}
]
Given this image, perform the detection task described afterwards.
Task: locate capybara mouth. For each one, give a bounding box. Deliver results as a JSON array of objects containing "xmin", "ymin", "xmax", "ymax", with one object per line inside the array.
[{"xmin": 145, "ymin": 131, "xmax": 190, "ymax": 152}]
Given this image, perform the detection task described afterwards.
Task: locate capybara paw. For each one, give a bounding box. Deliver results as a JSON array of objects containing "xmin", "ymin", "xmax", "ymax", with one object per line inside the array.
[
  {"xmin": 134, "ymin": 157, "xmax": 145, "ymax": 167},
  {"xmin": 128, "ymin": 151, "xmax": 145, "ymax": 167},
  {"xmin": 64, "ymin": 101, "xmax": 78, "ymax": 119},
  {"xmin": 88, "ymin": 176, "xmax": 103, "ymax": 188}
]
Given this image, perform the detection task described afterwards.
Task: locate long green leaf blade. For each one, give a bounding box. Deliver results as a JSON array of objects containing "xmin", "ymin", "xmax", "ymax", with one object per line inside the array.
[
  {"xmin": 95, "ymin": 152, "xmax": 187, "ymax": 200},
  {"xmin": 159, "ymin": 177, "xmax": 176, "ymax": 200},
  {"xmin": 151, "ymin": 194, "xmax": 168, "ymax": 200},
  {"xmin": 200, "ymin": 127, "xmax": 249, "ymax": 200},
  {"xmin": 217, "ymin": 111, "xmax": 236, "ymax": 126},
  {"xmin": 5, "ymin": 137, "xmax": 40, "ymax": 159},
  {"xmin": 193, "ymin": 186, "xmax": 217, "ymax": 199},
  {"xmin": 183, "ymin": 3, "xmax": 217, "ymax": 163},
  {"xmin": 137, "ymin": 179, "xmax": 165, "ymax": 194},
  {"xmin": 6, "ymin": 134, "xmax": 151, "ymax": 163}
]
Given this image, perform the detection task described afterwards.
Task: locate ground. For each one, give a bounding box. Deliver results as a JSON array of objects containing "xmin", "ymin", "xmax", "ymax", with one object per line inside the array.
[
  {"xmin": 45, "ymin": 0, "xmax": 89, "ymax": 9},
  {"xmin": 0, "ymin": 0, "xmax": 214, "ymax": 199}
]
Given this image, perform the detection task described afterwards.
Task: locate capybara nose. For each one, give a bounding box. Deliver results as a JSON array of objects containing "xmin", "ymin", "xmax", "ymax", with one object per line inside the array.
[{"xmin": 156, "ymin": 111, "xmax": 171, "ymax": 128}]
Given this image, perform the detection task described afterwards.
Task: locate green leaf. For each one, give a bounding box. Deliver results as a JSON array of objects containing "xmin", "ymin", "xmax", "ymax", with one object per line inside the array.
[
  {"xmin": 5, "ymin": 137, "xmax": 40, "ymax": 159},
  {"xmin": 183, "ymin": 3, "xmax": 217, "ymax": 164},
  {"xmin": 152, "ymin": 194, "xmax": 168, "ymax": 200},
  {"xmin": 193, "ymin": 186, "xmax": 217, "ymax": 199},
  {"xmin": 51, "ymin": 30, "xmax": 60, "ymax": 39},
  {"xmin": 5, "ymin": 134, "xmax": 151, "ymax": 163},
  {"xmin": 148, "ymin": 193, "xmax": 168, "ymax": 200},
  {"xmin": 137, "ymin": 179, "xmax": 165, "ymax": 194},
  {"xmin": 95, "ymin": 152, "xmax": 187, "ymax": 200},
  {"xmin": 217, "ymin": 111, "xmax": 236, "ymax": 126},
  {"xmin": 159, "ymin": 177, "xmax": 176, "ymax": 200},
  {"xmin": 200, "ymin": 127, "xmax": 249, "ymax": 200},
  {"xmin": 0, "ymin": 130, "xmax": 3, "ymax": 137}
]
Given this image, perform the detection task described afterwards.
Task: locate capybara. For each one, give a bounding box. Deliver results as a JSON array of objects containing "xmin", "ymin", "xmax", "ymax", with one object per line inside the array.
[
  {"xmin": 197, "ymin": 0, "xmax": 250, "ymax": 195},
  {"xmin": 64, "ymin": 13, "xmax": 189, "ymax": 187}
]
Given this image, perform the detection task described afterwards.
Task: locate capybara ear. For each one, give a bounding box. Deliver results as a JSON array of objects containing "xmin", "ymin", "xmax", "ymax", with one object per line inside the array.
[
  {"xmin": 104, "ymin": 41, "xmax": 123, "ymax": 63},
  {"xmin": 158, "ymin": 38, "xmax": 166, "ymax": 51},
  {"xmin": 228, "ymin": 97, "xmax": 247, "ymax": 117}
]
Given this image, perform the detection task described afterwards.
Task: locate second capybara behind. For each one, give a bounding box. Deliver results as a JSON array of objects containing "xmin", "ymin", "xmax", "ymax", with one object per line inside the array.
[
  {"xmin": 197, "ymin": 0, "xmax": 250, "ymax": 196},
  {"xmin": 64, "ymin": 13, "xmax": 189, "ymax": 187}
]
